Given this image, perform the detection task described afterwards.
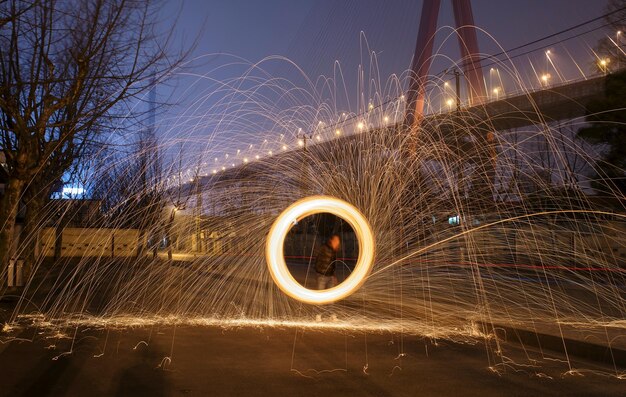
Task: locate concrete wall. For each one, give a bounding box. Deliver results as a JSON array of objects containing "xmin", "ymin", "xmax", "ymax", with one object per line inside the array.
[
  {"xmin": 34, "ymin": 220, "xmax": 626, "ymax": 266},
  {"xmin": 435, "ymin": 221, "xmax": 626, "ymax": 267},
  {"xmin": 39, "ymin": 227, "xmax": 141, "ymax": 258}
]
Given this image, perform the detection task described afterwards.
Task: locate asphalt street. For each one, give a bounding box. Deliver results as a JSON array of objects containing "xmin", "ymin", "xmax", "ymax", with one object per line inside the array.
[{"xmin": 0, "ymin": 321, "xmax": 624, "ymax": 396}]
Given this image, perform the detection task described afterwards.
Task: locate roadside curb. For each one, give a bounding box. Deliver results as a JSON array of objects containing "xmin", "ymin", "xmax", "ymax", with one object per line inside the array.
[{"xmin": 487, "ymin": 322, "xmax": 626, "ymax": 369}]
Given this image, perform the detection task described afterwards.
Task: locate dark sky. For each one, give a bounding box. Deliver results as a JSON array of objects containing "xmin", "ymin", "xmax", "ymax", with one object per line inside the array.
[
  {"xmin": 164, "ymin": 0, "xmax": 610, "ymax": 76},
  {"xmin": 153, "ymin": 0, "xmax": 614, "ymax": 174}
]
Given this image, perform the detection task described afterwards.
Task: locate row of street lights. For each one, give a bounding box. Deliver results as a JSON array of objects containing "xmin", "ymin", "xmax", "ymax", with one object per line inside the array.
[{"xmin": 439, "ymin": 46, "xmax": 621, "ymax": 111}]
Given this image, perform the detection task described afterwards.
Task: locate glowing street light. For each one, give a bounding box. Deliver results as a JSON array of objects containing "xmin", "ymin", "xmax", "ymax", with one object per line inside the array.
[
  {"xmin": 540, "ymin": 73, "xmax": 551, "ymax": 87},
  {"xmin": 446, "ymin": 98, "xmax": 454, "ymax": 109},
  {"xmin": 599, "ymin": 57, "xmax": 610, "ymax": 74},
  {"xmin": 335, "ymin": 129, "xmax": 341, "ymax": 135},
  {"xmin": 357, "ymin": 121, "xmax": 365, "ymax": 130},
  {"xmin": 492, "ymin": 87, "xmax": 500, "ymax": 100},
  {"xmin": 618, "ymin": 31, "xmax": 623, "ymax": 69}
]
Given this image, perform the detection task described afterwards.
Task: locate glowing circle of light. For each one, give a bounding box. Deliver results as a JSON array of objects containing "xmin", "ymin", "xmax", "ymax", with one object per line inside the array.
[{"xmin": 266, "ymin": 196, "xmax": 375, "ymax": 305}]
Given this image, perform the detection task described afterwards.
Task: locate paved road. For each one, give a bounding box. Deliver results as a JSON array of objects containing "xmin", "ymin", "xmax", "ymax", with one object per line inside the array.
[{"xmin": 0, "ymin": 320, "xmax": 624, "ymax": 397}]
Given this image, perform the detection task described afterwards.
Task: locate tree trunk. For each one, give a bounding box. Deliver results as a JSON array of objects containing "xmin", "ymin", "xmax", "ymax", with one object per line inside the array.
[
  {"xmin": 54, "ymin": 209, "xmax": 70, "ymax": 261},
  {"xmin": 0, "ymin": 178, "xmax": 25, "ymax": 288},
  {"xmin": 167, "ymin": 209, "xmax": 176, "ymax": 261},
  {"xmin": 21, "ymin": 191, "xmax": 47, "ymax": 284},
  {"xmin": 136, "ymin": 227, "xmax": 145, "ymax": 258}
]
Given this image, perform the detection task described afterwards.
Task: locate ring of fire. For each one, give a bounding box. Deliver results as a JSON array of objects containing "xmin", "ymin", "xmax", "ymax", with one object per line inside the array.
[{"xmin": 265, "ymin": 195, "xmax": 375, "ymax": 304}]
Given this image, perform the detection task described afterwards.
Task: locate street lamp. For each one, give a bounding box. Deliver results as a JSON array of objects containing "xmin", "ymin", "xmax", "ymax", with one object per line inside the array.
[
  {"xmin": 618, "ymin": 31, "xmax": 622, "ymax": 69},
  {"xmin": 540, "ymin": 73, "xmax": 550, "ymax": 87},
  {"xmin": 297, "ymin": 130, "xmax": 315, "ymax": 151},
  {"xmin": 443, "ymin": 68, "xmax": 461, "ymax": 111},
  {"xmin": 492, "ymin": 87, "xmax": 500, "ymax": 100},
  {"xmin": 599, "ymin": 57, "xmax": 610, "ymax": 75},
  {"xmin": 544, "ymin": 50, "xmax": 563, "ymax": 82}
]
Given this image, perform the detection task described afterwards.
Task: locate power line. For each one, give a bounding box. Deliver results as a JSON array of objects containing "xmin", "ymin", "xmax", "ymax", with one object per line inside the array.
[
  {"xmin": 491, "ymin": 5, "xmax": 626, "ymax": 58},
  {"xmin": 438, "ymin": 5, "xmax": 626, "ymax": 77}
]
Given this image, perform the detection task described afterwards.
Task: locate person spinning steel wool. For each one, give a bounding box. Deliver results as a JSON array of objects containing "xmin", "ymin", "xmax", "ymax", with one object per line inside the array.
[
  {"xmin": 314, "ymin": 234, "xmax": 341, "ymax": 290},
  {"xmin": 314, "ymin": 234, "xmax": 341, "ymax": 322}
]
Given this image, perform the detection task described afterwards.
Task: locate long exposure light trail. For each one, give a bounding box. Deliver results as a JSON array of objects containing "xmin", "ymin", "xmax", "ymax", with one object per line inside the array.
[{"xmin": 265, "ymin": 196, "xmax": 375, "ymax": 304}]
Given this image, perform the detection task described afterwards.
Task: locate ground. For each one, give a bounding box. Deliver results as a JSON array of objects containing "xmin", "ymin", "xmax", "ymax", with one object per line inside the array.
[
  {"xmin": 0, "ymin": 258, "xmax": 624, "ymax": 395},
  {"xmin": 0, "ymin": 319, "xmax": 624, "ymax": 397}
]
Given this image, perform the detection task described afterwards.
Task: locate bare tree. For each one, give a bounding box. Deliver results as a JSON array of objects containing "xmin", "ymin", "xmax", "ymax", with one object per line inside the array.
[
  {"xmin": 0, "ymin": 0, "xmax": 188, "ymax": 283},
  {"xmin": 89, "ymin": 132, "xmax": 165, "ymax": 258},
  {"xmin": 595, "ymin": 0, "xmax": 626, "ymax": 71},
  {"xmin": 163, "ymin": 147, "xmax": 199, "ymax": 261}
]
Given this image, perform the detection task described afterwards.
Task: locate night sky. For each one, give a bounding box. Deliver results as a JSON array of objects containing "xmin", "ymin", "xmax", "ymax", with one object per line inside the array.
[{"xmin": 152, "ymin": 0, "xmax": 613, "ymax": 171}]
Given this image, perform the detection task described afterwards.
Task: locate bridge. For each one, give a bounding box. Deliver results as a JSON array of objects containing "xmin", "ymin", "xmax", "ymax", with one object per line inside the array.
[
  {"xmin": 193, "ymin": 71, "xmax": 611, "ymax": 188},
  {"xmin": 431, "ymin": 73, "xmax": 609, "ymax": 131}
]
